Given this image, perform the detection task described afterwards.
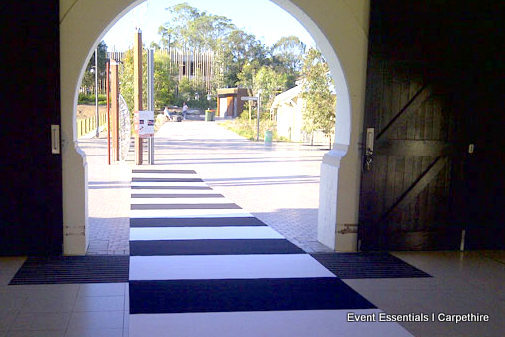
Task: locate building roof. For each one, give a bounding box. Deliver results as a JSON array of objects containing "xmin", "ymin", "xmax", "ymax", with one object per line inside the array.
[{"xmin": 270, "ymin": 85, "xmax": 303, "ymax": 111}]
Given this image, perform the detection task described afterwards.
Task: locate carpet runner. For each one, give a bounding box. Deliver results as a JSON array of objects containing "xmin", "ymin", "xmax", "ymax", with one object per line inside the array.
[{"xmin": 128, "ymin": 168, "xmax": 413, "ymax": 337}]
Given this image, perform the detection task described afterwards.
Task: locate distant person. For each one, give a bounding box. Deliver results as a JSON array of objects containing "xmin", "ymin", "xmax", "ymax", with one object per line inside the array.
[
  {"xmin": 182, "ymin": 102, "xmax": 189, "ymax": 120},
  {"xmin": 163, "ymin": 106, "xmax": 170, "ymax": 120}
]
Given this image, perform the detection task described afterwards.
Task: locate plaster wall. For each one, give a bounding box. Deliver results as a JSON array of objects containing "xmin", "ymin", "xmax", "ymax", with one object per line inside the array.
[{"xmin": 59, "ymin": 0, "xmax": 369, "ymax": 254}]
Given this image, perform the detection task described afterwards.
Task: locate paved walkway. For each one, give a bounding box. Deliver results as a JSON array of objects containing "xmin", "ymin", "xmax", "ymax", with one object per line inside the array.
[{"xmin": 81, "ymin": 119, "xmax": 333, "ymax": 254}]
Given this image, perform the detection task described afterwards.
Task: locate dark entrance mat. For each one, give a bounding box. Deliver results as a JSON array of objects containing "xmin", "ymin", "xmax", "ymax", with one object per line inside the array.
[
  {"xmin": 129, "ymin": 277, "xmax": 375, "ymax": 314},
  {"xmin": 129, "ymin": 217, "xmax": 268, "ymax": 227},
  {"xmin": 9, "ymin": 256, "xmax": 129, "ymax": 285},
  {"xmin": 311, "ymin": 253, "xmax": 431, "ymax": 279},
  {"xmin": 130, "ymin": 239, "xmax": 304, "ymax": 256}
]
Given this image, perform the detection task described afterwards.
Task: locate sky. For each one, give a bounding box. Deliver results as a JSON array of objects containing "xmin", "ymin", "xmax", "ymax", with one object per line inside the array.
[{"xmin": 103, "ymin": 0, "xmax": 316, "ymax": 51}]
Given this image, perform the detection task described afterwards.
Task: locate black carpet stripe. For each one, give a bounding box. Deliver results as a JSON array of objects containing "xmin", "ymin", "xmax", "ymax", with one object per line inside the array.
[
  {"xmin": 130, "ymin": 217, "xmax": 267, "ymax": 227},
  {"xmin": 131, "ymin": 193, "xmax": 224, "ymax": 198},
  {"xmin": 132, "ymin": 169, "xmax": 196, "ymax": 174},
  {"xmin": 311, "ymin": 253, "xmax": 431, "ymax": 279},
  {"xmin": 131, "ymin": 203, "xmax": 241, "ymax": 210},
  {"xmin": 129, "ymin": 277, "xmax": 375, "ymax": 314},
  {"xmin": 132, "ymin": 177, "xmax": 203, "ymax": 182},
  {"xmin": 131, "ymin": 185, "xmax": 212, "ymax": 190},
  {"xmin": 129, "ymin": 239, "xmax": 304, "ymax": 256},
  {"xmin": 10, "ymin": 256, "xmax": 129, "ymax": 285}
]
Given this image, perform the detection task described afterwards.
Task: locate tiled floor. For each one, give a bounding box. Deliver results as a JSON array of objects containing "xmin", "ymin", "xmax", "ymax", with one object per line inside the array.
[{"xmin": 1, "ymin": 121, "xmax": 504, "ymax": 336}]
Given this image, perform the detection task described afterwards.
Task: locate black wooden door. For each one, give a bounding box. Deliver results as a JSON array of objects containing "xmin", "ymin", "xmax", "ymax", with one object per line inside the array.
[
  {"xmin": 359, "ymin": 60, "xmax": 460, "ymax": 250},
  {"xmin": 0, "ymin": 0, "xmax": 62, "ymax": 255},
  {"xmin": 359, "ymin": 0, "xmax": 504, "ymax": 251}
]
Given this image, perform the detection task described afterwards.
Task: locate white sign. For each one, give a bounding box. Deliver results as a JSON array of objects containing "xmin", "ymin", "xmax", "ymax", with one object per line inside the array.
[
  {"xmin": 241, "ymin": 96, "xmax": 258, "ymax": 101},
  {"xmin": 134, "ymin": 110, "xmax": 154, "ymax": 138}
]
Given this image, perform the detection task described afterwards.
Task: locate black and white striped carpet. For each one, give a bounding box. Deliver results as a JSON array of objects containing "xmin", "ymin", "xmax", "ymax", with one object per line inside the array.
[{"xmin": 129, "ymin": 169, "xmax": 413, "ymax": 336}]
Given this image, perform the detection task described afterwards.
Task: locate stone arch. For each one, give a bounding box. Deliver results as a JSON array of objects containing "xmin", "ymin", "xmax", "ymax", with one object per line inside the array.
[{"xmin": 60, "ymin": 0, "xmax": 369, "ymax": 254}]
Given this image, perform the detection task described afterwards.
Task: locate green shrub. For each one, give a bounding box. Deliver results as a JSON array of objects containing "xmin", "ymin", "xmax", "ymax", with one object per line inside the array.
[
  {"xmin": 220, "ymin": 117, "xmax": 283, "ymax": 142},
  {"xmin": 78, "ymin": 93, "xmax": 107, "ymax": 105}
]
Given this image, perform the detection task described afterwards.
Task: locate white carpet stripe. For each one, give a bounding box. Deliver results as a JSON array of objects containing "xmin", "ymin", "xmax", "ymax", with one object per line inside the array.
[
  {"xmin": 130, "ymin": 197, "xmax": 232, "ymax": 205},
  {"xmin": 130, "ymin": 209, "xmax": 253, "ymax": 218},
  {"xmin": 131, "ymin": 189, "xmax": 217, "ymax": 195},
  {"xmin": 132, "ymin": 173, "xmax": 197, "ymax": 179},
  {"xmin": 129, "ymin": 254, "xmax": 335, "ymax": 280},
  {"xmin": 131, "ymin": 181, "xmax": 208, "ymax": 187},
  {"xmin": 129, "ymin": 226, "xmax": 283, "ymax": 241},
  {"xmin": 129, "ymin": 310, "xmax": 414, "ymax": 337}
]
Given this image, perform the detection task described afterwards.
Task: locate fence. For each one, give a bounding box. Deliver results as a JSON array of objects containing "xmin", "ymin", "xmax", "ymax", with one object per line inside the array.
[{"xmin": 77, "ymin": 111, "xmax": 107, "ymax": 138}]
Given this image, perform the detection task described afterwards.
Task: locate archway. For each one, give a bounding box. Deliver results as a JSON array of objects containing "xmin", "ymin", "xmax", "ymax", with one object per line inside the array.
[{"xmin": 60, "ymin": 0, "xmax": 370, "ymax": 254}]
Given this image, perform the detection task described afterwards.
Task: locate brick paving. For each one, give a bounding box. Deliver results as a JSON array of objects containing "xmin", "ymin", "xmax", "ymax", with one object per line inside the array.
[{"xmin": 79, "ymin": 118, "xmax": 333, "ymax": 254}]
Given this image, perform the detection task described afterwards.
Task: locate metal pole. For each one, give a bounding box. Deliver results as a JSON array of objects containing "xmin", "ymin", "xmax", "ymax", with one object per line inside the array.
[
  {"xmin": 147, "ymin": 49, "xmax": 155, "ymax": 165},
  {"xmin": 106, "ymin": 60, "xmax": 111, "ymax": 165},
  {"xmin": 256, "ymin": 91, "xmax": 261, "ymax": 141},
  {"xmin": 94, "ymin": 48, "xmax": 99, "ymax": 137},
  {"xmin": 134, "ymin": 29, "xmax": 143, "ymax": 165}
]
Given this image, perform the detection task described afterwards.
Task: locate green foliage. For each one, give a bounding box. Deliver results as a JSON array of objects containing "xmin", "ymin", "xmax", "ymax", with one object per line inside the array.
[
  {"xmin": 253, "ymin": 66, "xmax": 289, "ymax": 112},
  {"xmin": 159, "ymin": 3, "xmax": 235, "ymax": 51},
  {"xmin": 154, "ymin": 50, "xmax": 177, "ymax": 109},
  {"xmin": 78, "ymin": 93, "xmax": 107, "ymax": 105},
  {"xmin": 270, "ymin": 36, "xmax": 306, "ymax": 88},
  {"xmin": 81, "ymin": 41, "xmax": 108, "ymax": 90},
  {"xmin": 300, "ymin": 48, "xmax": 336, "ymax": 137},
  {"xmin": 158, "ymin": 3, "xmax": 270, "ymax": 89},
  {"xmin": 220, "ymin": 112, "xmax": 280, "ymax": 141}
]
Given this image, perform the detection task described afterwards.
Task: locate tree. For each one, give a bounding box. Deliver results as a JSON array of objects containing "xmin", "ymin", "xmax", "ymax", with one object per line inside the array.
[
  {"xmin": 271, "ymin": 36, "xmax": 306, "ymax": 87},
  {"xmin": 81, "ymin": 41, "xmax": 108, "ymax": 93},
  {"xmin": 159, "ymin": 3, "xmax": 235, "ymax": 51},
  {"xmin": 253, "ymin": 66, "xmax": 289, "ymax": 113},
  {"xmin": 300, "ymin": 48, "xmax": 336, "ymax": 146},
  {"xmin": 154, "ymin": 50, "xmax": 177, "ymax": 109},
  {"xmin": 216, "ymin": 30, "xmax": 268, "ymax": 87}
]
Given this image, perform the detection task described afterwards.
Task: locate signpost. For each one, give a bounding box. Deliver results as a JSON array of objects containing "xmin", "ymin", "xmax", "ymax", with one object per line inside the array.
[
  {"xmin": 241, "ymin": 92, "xmax": 261, "ymax": 141},
  {"xmin": 134, "ymin": 111, "xmax": 155, "ymax": 138},
  {"xmin": 147, "ymin": 48, "xmax": 155, "ymax": 164}
]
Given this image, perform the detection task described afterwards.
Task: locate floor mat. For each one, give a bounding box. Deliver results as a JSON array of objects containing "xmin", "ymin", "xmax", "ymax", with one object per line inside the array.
[
  {"xmin": 9, "ymin": 256, "xmax": 129, "ymax": 284},
  {"xmin": 311, "ymin": 252, "xmax": 431, "ymax": 279}
]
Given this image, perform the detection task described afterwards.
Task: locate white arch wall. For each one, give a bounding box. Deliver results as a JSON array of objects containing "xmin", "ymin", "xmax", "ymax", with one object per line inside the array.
[{"xmin": 60, "ymin": 0, "xmax": 370, "ymax": 254}]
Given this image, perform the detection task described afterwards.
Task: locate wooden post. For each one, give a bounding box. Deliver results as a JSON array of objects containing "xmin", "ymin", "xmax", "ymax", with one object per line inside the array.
[
  {"xmin": 106, "ymin": 60, "xmax": 111, "ymax": 165},
  {"xmin": 134, "ymin": 29, "xmax": 143, "ymax": 165},
  {"xmin": 110, "ymin": 60, "xmax": 120, "ymax": 162}
]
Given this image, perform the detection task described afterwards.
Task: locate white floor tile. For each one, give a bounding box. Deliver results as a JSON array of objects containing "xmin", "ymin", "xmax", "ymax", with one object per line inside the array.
[
  {"xmin": 129, "ymin": 310, "xmax": 413, "ymax": 337},
  {"xmin": 6, "ymin": 330, "xmax": 65, "ymax": 337},
  {"xmin": 73, "ymin": 296, "xmax": 124, "ymax": 312},
  {"xmin": 129, "ymin": 226, "xmax": 283, "ymax": 241},
  {"xmin": 78, "ymin": 283, "xmax": 126, "ymax": 298},
  {"xmin": 64, "ymin": 327, "xmax": 123, "ymax": 337},
  {"xmin": 11, "ymin": 312, "xmax": 70, "ymax": 331},
  {"xmin": 67, "ymin": 311, "xmax": 124, "ymax": 330},
  {"xmin": 129, "ymin": 254, "xmax": 334, "ymax": 280},
  {"xmin": 20, "ymin": 293, "xmax": 77, "ymax": 313}
]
